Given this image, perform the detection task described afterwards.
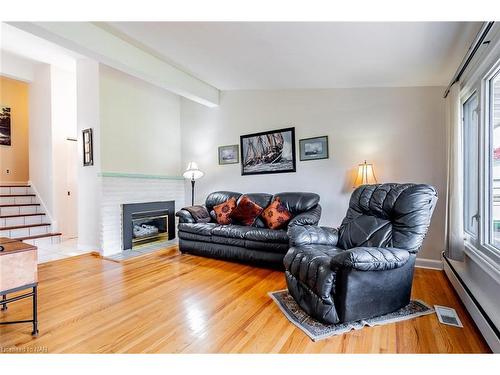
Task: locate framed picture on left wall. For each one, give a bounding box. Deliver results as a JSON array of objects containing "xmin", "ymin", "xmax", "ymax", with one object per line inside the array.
[
  {"xmin": 82, "ymin": 128, "xmax": 94, "ymax": 166},
  {"xmin": 0, "ymin": 105, "xmax": 11, "ymax": 146}
]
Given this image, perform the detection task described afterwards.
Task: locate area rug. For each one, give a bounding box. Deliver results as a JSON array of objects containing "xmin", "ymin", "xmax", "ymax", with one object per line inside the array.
[{"xmin": 269, "ymin": 289, "xmax": 434, "ymax": 341}]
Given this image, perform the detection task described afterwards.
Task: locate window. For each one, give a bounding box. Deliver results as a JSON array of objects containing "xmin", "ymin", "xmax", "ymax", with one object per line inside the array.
[
  {"xmin": 461, "ymin": 57, "xmax": 500, "ymax": 265},
  {"xmin": 488, "ymin": 70, "xmax": 500, "ymax": 250},
  {"xmin": 463, "ymin": 93, "xmax": 479, "ymax": 237}
]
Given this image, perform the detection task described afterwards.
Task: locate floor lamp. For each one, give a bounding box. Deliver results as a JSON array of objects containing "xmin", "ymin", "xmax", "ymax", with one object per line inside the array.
[{"xmin": 183, "ymin": 162, "xmax": 204, "ymax": 206}]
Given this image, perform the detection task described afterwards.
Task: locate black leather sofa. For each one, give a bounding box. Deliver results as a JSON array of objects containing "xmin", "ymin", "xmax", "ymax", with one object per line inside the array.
[
  {"xmin": 284, "ymin": 183, "xmax": 437, "ymax": 324},
  {"xmin": 176, "ymin": 191, "xmax": 321, "ymax": 267}
]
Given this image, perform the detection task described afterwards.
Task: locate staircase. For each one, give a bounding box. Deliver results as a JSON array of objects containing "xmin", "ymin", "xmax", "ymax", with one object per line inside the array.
[{"xmin": 0, "ymin": 184, "xmax": 62, "ymax": 246}]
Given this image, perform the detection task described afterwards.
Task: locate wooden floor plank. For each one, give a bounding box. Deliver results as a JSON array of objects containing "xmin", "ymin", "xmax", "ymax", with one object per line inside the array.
[{"xmin": 0, "ymin": 248, "xmax": 491, "ymax": 353}]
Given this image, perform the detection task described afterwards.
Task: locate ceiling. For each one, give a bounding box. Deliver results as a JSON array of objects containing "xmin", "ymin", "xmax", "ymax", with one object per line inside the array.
[{"xmin": 104, "ymin": 22, "xmax": 482, "ymax": 90}]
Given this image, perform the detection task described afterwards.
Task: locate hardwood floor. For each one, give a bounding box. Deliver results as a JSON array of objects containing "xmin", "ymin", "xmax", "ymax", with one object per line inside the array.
[{"xmin": 0, "ymin": 247, "xmax": 491, "ymax": 353}]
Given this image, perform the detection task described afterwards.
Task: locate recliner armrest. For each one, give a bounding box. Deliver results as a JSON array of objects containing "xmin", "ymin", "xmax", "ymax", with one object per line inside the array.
[
  {"xmin": 330, "ymin": 247, "xmax": 410, "ymax": 271},
  {"xmin": 175, "ymin": 209, "xmax": 196, "ymax": 224},
  {"xmin": 288, "ymin": 204, "xmax": 322, "ymax": 227},
  {"xmin": 288, "ymin": 225, "xmax": 338, "ymax": 247}
]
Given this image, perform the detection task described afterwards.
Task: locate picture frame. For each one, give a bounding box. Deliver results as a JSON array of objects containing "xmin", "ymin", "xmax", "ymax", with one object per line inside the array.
[
  {"xmin": 82, "ymin": 128, "xmax": 94, "ymax": 166},
  {"xmin": 240, "ymin": 127, "xmax": 296, "ymax": 176},
  {"xmin": 218, "ymin": 144, "xmax": 240, "ymax": 165},
  {"xmin": 0, "ymin": 105, "xmax": 12, "ymax": 146},
  {"xmin": 299, "ymin": 135, "xmax": 329, "ymax": 161}
]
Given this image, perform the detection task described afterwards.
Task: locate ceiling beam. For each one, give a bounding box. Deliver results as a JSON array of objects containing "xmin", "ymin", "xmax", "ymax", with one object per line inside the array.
[{"xmin": 8, "ymin": 22, "xmax": 220, "ymax": 107}]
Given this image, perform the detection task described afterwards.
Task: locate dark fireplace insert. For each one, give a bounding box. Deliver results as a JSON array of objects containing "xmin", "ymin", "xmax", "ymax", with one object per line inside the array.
[{"xmin": 122, "ymin": 201, "xmax": 175, "ymax": 250}]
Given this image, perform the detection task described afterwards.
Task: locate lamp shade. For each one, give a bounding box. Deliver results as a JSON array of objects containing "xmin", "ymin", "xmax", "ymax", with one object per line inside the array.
[
  {"xmin": 183, "ymin": 162, "xmax": 204, "ymax": 180},
  {"xmin": 353, "ymin": 160, "xmax": 377, "ymax": 187}
]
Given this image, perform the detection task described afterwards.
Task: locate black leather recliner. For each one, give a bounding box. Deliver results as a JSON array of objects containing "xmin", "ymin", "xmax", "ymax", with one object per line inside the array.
[
  {"xmin": 284, "ymin": 183, "xmax": 438, "ymax": 324},
  {"xmin": 176, "ymin": 191, "xmax": 321, "ymax": 267}
]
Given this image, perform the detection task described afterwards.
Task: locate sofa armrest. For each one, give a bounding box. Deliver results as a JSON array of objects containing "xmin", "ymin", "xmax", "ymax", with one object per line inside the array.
[
  {"xmin": 175, "ymin": 209, "xmax": 196, "ymax": 224},
  {"xmin": 330, "ymin": 247, "xmax": 410, "ymax": 271},
  {"xmin": 288, "ymin": 204, "xmax": 321, "ymax": 227},
  {"xmin": 288, "ymin": 225, "xmax": 338, "ymax": 247}
]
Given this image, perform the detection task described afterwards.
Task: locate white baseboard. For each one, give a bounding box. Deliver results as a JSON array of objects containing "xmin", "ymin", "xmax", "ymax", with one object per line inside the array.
[
  {"xmin": 415, "ymin": 257, "xmax": 443, "ymax": 270},
  {"xmin": 444, "ymin": 258, "xmax": 500, "ymax": 353}
]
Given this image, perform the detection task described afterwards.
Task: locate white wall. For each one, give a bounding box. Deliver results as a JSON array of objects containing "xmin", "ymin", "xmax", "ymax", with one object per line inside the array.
[
  {"xmin": 76, "ymin": 59, "xmax": 101, "ymax": 249},
  {"xmin": 29, "ymin": 63, "xmax": 53, "ymax": 217},
  {"xmin": 51, "ymin": 65, "xmax": 77, "ymax": 237},
  {"xmin": 28, "ymin": 63, "xmax": 78, "ymax": 234},
  {"xmin": 181, "ymin": 87, "xmax": 447, "ymax": 261},
  {"xmin": 99, "ymin": 65, "xmax": 182, "ymax": 176}
]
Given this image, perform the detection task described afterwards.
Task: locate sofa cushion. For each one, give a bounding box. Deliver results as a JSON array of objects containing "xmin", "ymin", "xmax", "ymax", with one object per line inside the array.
[
  {"xmin": 213, "ymin": 197, "xmax": 237, "ymax": 225},
  {"xmin": 211, "ymin": 224, "xmax": 254, "ymax": 239},
  {"xmin": 245, "ymin": 240, "xmax": 289, "ymax": 254},
  {"xmin": 231, "ymin": 195, "xmax": 264, "ymax": 226},
  {"xmin": 253, "ymin": 217, "xmax": 267, "ymax": 228},
  {"xmin": 273, "ymin": 192, "xmax": 320, "ymax": 215},
  {"xmin": 245, "ymin": 227, "xmax": 289, "ymax": 243},
  {"xmin": 261, "ymin": 197, "xmax": 293, "ymax": 229},
  {"xmin": 178, "ymin": 231, "xmax": 213, "ymax": 243},
  {"xmin": 178, "ymin": 222, "xmax": 219, "ymax": 236},
  {"xmin": 212, "ymin": 236, "xmax": 246, "ymax": 247}
]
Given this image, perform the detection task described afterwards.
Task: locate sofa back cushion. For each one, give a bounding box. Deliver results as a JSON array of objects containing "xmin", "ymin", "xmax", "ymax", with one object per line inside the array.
[
  {"xmin": 337, "ymin": 183, "xmax": 437, "ymax": 253},
  {"xmin": 273, "ymin": 192, "xmax": 320, "ymax": 215}
]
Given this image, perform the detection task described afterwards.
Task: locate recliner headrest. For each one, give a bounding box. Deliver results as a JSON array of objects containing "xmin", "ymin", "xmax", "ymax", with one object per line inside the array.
[{"xmin": 338, "ymin": 183, "xmax": 438, "ymax": 252}]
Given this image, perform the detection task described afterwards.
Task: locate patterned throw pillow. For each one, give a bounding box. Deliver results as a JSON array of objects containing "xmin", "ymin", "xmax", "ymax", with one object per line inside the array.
[
  {"xmin": 213, "ymin": 197, "xmax": 237, "ymax": 225},
  {"xmin": 231, "ymin": 195, "xmax": 264, "ymax": 226},
  {"xmin": 261, "ymin": 197, "xmax": 293, "ymax": 230}
]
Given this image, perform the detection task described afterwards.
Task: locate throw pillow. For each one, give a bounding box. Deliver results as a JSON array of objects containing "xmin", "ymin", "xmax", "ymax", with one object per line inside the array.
[
  {"xmin": 261, "ymin": 197, "xmax": 293, "ymax": 230},
  {"xmin": 231, "ymin": 195, "xmax": 264, "ymax": 226},
  {"xmin": 213, "ymin": 197, "xmax": 237, "ymax": 225}
]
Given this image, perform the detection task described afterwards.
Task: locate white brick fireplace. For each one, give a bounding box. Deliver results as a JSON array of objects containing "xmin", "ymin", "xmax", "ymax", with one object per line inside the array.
[{"xmin": 100, "ymin": 176, "xmax": 185, "ymax": 256}]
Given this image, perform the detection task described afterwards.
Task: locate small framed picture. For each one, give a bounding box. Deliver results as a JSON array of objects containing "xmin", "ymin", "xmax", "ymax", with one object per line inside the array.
[
  {"xmin": 218, "ymin": 144, "xmax": 239, "ymax": 165},
  {"xmin": 82, "ymin": 128, "xmax": 94, "ymax": 166},
  {"xmin": 299, "ymin": 136, "xmax": 329, "ymax": 161}
]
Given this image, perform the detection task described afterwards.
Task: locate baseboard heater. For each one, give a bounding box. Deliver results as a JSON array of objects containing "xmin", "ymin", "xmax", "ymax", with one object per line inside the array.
[{"xmin": 443, "ymin": 254, "xmax": 500, "ymax": 353}]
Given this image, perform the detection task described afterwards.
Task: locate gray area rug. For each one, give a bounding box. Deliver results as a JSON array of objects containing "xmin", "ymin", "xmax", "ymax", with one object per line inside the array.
[{"xmin": 269, "ymin": 289, "xmax": 434, "ymax": 341}]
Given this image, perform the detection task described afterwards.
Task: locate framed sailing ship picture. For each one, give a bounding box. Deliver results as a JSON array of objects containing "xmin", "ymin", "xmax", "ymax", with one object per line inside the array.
[{"xmin": 240, "ymin": 127, "xmax": 296, "ymax": 176}]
